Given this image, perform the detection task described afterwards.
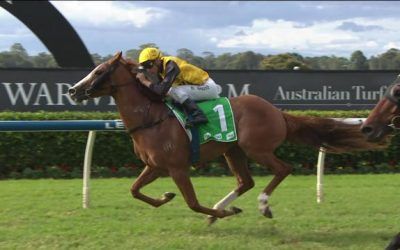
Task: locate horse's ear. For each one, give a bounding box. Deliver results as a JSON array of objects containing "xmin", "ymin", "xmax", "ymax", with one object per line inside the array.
[
  {"xmin": 116, "ymin": 51, "xmax": 122, "ymax": 59},
  {"xmin": 110, "ymin": 51, "xmax": 122, "ymax": 62},
  {"xmin": 115, "ymin": 51, "xmax": 122, "ymax": 60}
]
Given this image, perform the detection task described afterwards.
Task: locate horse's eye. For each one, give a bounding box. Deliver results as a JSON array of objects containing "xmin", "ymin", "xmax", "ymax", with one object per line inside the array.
[{"xmin": 94, "ymin": 70, "xmax": 103, "ymax": 75}]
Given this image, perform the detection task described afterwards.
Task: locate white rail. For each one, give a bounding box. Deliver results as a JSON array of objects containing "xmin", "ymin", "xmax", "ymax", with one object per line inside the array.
[
  {"xmin": 316, "ymin": 118, "xmax": 366, "ymax": 203},
  {"xmin": 0, "ymin": 120, "xmax": 125, "ymax": 208}
]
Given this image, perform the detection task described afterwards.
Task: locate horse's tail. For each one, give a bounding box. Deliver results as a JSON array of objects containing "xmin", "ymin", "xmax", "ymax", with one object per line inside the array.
[{"xmin": 282, "ymin": 112, "xmax": 388, "ymax": 153}]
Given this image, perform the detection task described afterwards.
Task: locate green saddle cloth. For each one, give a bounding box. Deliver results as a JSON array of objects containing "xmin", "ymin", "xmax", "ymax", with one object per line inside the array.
[{"xmin": 165, "ymin": 97, "xmax": 237, "ymax": 144}]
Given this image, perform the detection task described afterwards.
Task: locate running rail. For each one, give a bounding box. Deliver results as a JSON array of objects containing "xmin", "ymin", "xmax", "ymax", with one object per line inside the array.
[
  {"xmin": 316, "ymin": 118, "xmax": 366, "ymax": 203},
  {"xmin": 0, "ymin": 118, "xmax": 366, "ymax": 206},
  {"xmin": 0, "ymin": 120, "xmax": 126, "ymax": 208}
]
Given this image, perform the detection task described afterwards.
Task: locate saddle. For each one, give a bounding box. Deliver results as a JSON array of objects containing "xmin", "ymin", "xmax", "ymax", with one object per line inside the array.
[{"xmin": 166, "ymin": 97, "xmax": 237, "ymax": 164}]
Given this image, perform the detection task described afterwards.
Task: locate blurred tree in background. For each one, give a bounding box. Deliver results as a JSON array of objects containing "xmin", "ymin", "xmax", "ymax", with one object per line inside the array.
[
  {"xmin": 260, "ymin": 53, "xmax": 308, "ymax": 70},
  {"xmin": 349, "ymin": 50, "xmax": 368, "ymax": 70},
  {"xmin": 369, "ymin": 48, "xmax": 400, "ymax": 70},
  {"xmin": 2, "ymin": 42, "xmax": 400, "ymax": 70},
  {"xmin": 304, "ymin": 55, "xmax": 350, "ymax": 70},
  {"xmin": 227, "ymin": 51, "xmax": 264, "ymax": 69},
  {"xmin": 0, "ymin": 43, "xmax": 34, "ymax": 67}
]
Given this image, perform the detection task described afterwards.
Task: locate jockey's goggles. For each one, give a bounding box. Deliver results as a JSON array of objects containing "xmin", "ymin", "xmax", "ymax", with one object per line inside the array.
[{"xmin": 140, "ymin": 60, "xmax": 155, "ymax": 69}]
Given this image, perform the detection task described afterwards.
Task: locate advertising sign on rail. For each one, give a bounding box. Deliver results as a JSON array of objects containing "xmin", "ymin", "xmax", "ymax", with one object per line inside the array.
[{"xmin": 0, "ymin": 68, "xmax": 398, "ymax": 111}]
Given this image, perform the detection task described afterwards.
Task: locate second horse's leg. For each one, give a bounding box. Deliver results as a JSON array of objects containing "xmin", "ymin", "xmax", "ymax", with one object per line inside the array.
[
  {"xmin": 130, "ymin": 165, "xmax": 176, "ymax": 207},
  {"xmin": 208, "ymin": 146, "xmax": 254, "ymax": 225},
  {"xmin": 169, "ymin": 166, "xmax": 242, "ymax": 218},
  {"xmin": 252, "ymin": 153, "xmax": 292, "ymax": 218}
]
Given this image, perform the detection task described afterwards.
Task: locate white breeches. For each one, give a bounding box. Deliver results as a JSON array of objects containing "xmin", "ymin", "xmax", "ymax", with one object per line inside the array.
[{"xmin": 167, "ymin": 78, "xmax": 221, "ymax": 104}]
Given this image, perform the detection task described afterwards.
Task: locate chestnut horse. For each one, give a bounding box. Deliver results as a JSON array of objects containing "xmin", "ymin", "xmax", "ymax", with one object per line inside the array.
[
  {"xmin": 360, "ymin": 76, "xmax": 400, "ymax": 250},
  {"xmin": 361, "ymin": 74, "xmax": 400, "ymax": 142},
  {"xmin": 69, "ymin": 52, "xmax": 380, "ymax": 224}
]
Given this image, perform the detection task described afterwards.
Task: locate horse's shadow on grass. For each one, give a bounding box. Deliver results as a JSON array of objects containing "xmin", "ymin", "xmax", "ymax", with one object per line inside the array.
[
  {"xmin": 193, "ymin": 222, "xmax": 391, "ymax": 249},
  {"xmin": 297, "ymin": 230, "xmax": 391, "ymax": 248}
]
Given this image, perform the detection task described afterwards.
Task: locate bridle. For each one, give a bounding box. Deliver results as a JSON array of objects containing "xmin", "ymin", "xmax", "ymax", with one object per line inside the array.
[
  {"xmin": 384, "ymin": 83, "xmax": 400, "ymax": 107},
  {"xmin": 84, "ymin": 57, "xmax": 173, "ymax": 135},
  {"xmin": 84, "ymin": 59, "xmax": 134, "ymax": 98},
  {"xmin": 383, "ymin": 76, "xmax": 400, "ymax": 129}
]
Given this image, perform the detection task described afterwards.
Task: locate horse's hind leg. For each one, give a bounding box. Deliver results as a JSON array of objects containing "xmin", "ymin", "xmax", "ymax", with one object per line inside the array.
[
  {"xmin": 130, "ymin": 165, "xmax": 176, "ymax": 207},
  {"xmin": 252, "ymin": 153, "xmax": 292, "ymax": 218},
  {"xmin": 208, "ymin": 146, "xmax": 254, "ymax": 225}
]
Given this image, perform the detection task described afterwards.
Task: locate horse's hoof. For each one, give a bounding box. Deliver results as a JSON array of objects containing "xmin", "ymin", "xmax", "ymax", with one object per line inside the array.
[
  {"xmin": 207, "ymin": 216, "xmax": 218, "ymax": 226},
  {"xmin": 261, "ymin": 206, "xmax": 273, "ymax": 218},
  {"xmin": 230, "ymin": 206, "xmax": 243, "ymax": 214},
  {"xmin": 163, "ymin": 192, "xmax": 176, "ymax": 200}
]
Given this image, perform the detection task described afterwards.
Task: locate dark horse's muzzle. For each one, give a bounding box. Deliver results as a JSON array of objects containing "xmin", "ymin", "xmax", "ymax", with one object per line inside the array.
[{"xmin": 360, "ymin": 120, "xmax": 395, "ymax": 142}]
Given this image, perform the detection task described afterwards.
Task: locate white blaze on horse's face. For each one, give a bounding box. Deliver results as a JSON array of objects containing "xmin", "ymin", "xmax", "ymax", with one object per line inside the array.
[
  {"xmin": 68, "ymin": 63, "xmax": 107, "ymax": 103},
  {"xmin": 77, "ymin": 64, "xmax": 103, "ymax": 89}
]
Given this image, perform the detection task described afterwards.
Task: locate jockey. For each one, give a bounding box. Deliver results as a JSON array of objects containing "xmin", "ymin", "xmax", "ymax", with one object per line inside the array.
[{"xmin": 136, "ymin": 47, "xmax": 220, "ymax": 128}]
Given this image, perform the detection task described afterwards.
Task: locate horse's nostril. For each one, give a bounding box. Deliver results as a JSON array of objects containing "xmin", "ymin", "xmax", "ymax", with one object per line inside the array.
[
  {"xmin": 68, "ymin": 88, "xmax": 76, "ymax": 95},
  {"xmin": 361, "ymin": 126, "xmax": 373, "ymax": 135}
]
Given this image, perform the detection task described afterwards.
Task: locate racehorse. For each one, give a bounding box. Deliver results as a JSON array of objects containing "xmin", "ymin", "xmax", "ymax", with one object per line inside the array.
[
  {"xmin": 360, "ymin": 76, "xmax": 400, "ymax": 250},
  {"xmin": 69, "ymin": 51, "xmax": 382, "ymax": 224}
]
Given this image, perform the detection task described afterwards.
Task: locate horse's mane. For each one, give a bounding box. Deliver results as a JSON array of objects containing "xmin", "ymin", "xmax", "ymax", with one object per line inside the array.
[
  {"xmin": 119, "ymin": 57, "xmax": 164, "ymax": 103},
  {"xmin": 123, "ymin": 57, "xmax": 140, "ymax": 68}
]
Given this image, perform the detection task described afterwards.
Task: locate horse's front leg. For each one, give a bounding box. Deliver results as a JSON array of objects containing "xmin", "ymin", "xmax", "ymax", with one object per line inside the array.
[
  {"xmin": 169, "ymin": 167, "xmax": 242, "ymax": 218},
  {"xmin": 130, "ymin": 165, "xmax": 176, "ymax": 207}
]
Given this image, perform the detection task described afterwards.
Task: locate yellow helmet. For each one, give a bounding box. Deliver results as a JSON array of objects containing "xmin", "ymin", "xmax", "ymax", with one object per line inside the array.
[{"xmin": 138, "ymin": 47, "xmax": 162, "ymax": 64}]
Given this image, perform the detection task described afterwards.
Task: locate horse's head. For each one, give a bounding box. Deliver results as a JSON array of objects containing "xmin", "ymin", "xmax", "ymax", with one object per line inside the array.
[
  {"xmin": 361, "ymin": 75, "xmax": 400, "ymax": 142},
  {"xmin": 69, "ymin": 51, "xmax": 163, "ymax": 103},
  {"xmin": 68, "ymin": 51, "xmax": 137, "ymax": 103}
]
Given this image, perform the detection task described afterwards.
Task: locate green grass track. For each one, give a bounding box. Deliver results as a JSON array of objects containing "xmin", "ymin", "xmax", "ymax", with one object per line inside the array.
[{"xmin": 0, "ymin": 174, "xmax": 399, "ymax": 249}]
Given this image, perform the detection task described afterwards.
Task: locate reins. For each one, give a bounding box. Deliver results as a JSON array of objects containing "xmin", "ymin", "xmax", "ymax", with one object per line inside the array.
[
  {"xmin": 120, "ymin": 60, "xmax": 174, "ymax": 135},
  {"xmin": 127, "ymin": 104, "xmax": 174, "ymax": 135}
]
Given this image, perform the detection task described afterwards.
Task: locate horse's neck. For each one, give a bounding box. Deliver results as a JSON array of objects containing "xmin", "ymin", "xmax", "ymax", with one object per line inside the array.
[{"xmin": 112, "ymin": 83, "xmax": 151, "ymax": 132}]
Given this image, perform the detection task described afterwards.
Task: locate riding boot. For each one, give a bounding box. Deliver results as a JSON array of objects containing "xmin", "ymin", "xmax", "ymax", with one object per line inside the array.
[{"xmin": 182, "ymin": 98, "xmax": 208, "ymax": 128}]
